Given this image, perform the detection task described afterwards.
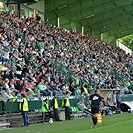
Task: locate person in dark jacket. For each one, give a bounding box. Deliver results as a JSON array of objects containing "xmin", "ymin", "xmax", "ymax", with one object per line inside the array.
[
  {"xmin": 51, "ymin": 93, "xmax": 61, "ymax": 121},
  {"xmin": 88, "ymin": 89, "xmax": 102, "ymax": 128},
  {"xmin": 62, "ymin": 91, "xmax": 71, "ymax": 120}
]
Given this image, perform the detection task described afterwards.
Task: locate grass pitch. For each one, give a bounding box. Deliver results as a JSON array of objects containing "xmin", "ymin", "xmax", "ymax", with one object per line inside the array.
[{"xmin": 0, "ymin": 113, "xmax": 133, "ymax": 133}]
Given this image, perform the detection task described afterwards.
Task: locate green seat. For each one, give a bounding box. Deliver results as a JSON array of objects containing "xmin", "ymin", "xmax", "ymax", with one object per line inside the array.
[
  {"xmin": 71, "ymin": 107, "xmax": 77, "ymax": 113},
  {"xmin": 71, "ymin": 107, "xmax": 84, "ymax": 114},
  {"xmin": 75, "ymin": 107, "xmax": 83, "ymax": 113}
]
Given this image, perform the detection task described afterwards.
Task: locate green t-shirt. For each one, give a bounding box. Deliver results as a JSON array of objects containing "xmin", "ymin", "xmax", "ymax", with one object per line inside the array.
[
  {"xmin": 37, "ymin": 42, "xmax": 43, "ymax": 50},
  {"xmin": 74, "ymin": 89, "xmax": 81, "ymax": 96},
  {"xmin": 37, "ymin": 84, "xmax": 47, "ymax": 91},
  {"xmin": 37, "ymin": 85, "xmax": 43, "ymax": 91},
  {"xmin": 75, "ymin": 78, "xmax": 79, "ymax": 86}
]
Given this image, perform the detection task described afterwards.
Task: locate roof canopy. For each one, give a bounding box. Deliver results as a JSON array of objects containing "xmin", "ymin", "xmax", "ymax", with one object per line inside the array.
[
  {"xmin": 43, "ymin": 0, "xmax": 133, "ymax": 40},
  {"xmin": 6, "ymin": 0, "xmax": 133, "ymax": 41}
]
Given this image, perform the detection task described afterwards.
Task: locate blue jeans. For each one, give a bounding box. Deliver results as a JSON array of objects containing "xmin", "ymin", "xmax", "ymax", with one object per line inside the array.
[
  {"xmin": 21, "ymin": 111, "xmax": 29, "ymax": 126},
  {"xmin": 40, "ymin": 90, "xmax": 52, "ymax": 96},
  {"xmin": 0, "ymin": 57, "xmax": 8, "ymax": 63}
]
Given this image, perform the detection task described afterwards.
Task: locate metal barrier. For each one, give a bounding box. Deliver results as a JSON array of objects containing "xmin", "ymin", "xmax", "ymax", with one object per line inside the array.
[
  {"xmin": 0, "ymin": 100, "xmax": 42, "ymax": 113},
  {"xmin": 121, "ymin": 94, "xmax": 133, "ymax": 102},
  {"xmin": 48, "ymin": 58, "xmax": 74, "ymax": 84}
]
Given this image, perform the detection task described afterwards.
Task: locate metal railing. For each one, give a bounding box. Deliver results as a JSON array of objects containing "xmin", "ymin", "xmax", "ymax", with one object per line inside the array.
[{"xmin": 47, "ymin": 58, "xmax": 74, "ymax": 84}]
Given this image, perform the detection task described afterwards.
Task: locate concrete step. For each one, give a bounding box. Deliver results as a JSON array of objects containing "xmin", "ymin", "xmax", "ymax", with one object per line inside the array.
[{"xmin": 0, "ymin": 123, "xmax": 10, "ymax": 129}]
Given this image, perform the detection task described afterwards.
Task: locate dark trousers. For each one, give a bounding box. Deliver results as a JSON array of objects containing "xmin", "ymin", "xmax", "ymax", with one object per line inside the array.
[
  {"xmin": 40, "ymin": 90, "xmax": 51, "ymax": 96},
  {"xmin": 54, "ymin": 109, "xmax": 60, "ymax": 121},
  {"xmin": 65, "ymin": 107, "xmax": 71, "ymax": 120},
  {"xmin": 42, "ymin": 112, "xmax": 52, "ymax": 122},
  {"xmin": 91, "ymin": 106, "xmax": 99, "ymax": 126},
  {"xmin": 117, "ymin": 102, "xmax": 121, "ymax": 109},
  {"xmin": 109, "ymin": 106, "xmax": 117, "ymax": 111},
  {"xmin": 21, "ymin": 111, "xmax": 29, "ymax": 126}
]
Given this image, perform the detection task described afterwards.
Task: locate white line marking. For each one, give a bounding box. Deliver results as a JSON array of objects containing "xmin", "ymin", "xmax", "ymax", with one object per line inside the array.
[{"xmin": 78, "ymin": 119, "xmax": 132, "ymax": 133}]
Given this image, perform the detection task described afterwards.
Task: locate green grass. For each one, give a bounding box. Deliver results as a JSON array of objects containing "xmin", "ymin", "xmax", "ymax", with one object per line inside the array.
[{"xmin": 0, "ymin": 113, "xmax": 133, "ymax": 133}]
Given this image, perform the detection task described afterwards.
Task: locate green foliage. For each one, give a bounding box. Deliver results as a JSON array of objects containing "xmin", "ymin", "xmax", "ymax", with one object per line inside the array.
[{"xmin": 120, "ymin": 35, "xmax": 133, "ymax": 50}]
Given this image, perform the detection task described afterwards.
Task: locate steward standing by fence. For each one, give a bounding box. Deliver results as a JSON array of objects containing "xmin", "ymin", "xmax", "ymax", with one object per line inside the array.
[
  {"xmin": 62, "ymin": 91, "xmax": 71, "ymax": 120},
  {"xmin": 19, "ymin": 94, "xmax": 29, "ymax": 127},
  {"xmin": 51, "ymin": 93, "xmax": 61, "ymax": 121},
  {"xmin": 42, "ymin": 98, "xmax": 52, "ymax": 124}
]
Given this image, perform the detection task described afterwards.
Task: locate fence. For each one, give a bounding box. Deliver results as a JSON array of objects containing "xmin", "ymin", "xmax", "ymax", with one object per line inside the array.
[
  {"xmin": 48, "ymin": 58, "xmax": 74, "ymax": 84},
  {"xmin": 0, "ymin": 98, "xmax": 88, "ymax": 113},
  {"xmin": 121, "ymin": 94, "xmax": 133, "ymax": 102}
]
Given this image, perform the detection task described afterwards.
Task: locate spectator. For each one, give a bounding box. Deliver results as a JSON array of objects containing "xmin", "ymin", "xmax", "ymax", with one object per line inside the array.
[
  {"xmin": 81, "ymin": 83, "xmax": 89, "ymax": 96},
  {"xmin": 3, "ymin": 78, "xmax": 10, "ymax": 91},
  {"xmin": 77, "ymin": 99, "xmax": 91, "ymax": 116},
  {"xmin": 99, "ymin": 98, "xmax": 109, "ymax": 115},
  {"xmin": 69, "ymin": 82, "xmax": 75, "ymax": 95},
  {"xmin": 116, "ymin": 90, "xmax": 121, "ymax": 109},
  {"xmin": 37, "ymin": 80, "xmax": 51, "ymax": 96},
  {"xmin": 106, "ymin": 98, "xmax": 117, "ymax": 112},
  {"xmin": 112, "ymin": 91, "xmax": 117, "ymax": 105},
  {"xmin": 2, "ymin": 88, "xmax": 14, "ymax": 100},
  {"xmin": 33, "ymin": 87, "xmax": 40, "ymax": 99},
  {"xmin": 15, "ymin": 80, "xmax": 24, "ymax": 91},
  {"xmin": 74, "ymin": 86, "xmax": 81, "ymax": 97}
]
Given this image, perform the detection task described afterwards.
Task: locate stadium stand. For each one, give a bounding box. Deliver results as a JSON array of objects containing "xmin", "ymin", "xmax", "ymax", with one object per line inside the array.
[
  {"xmin": 0, "ymin": 11, "xmax": 132, "ymax": 99},
  {"xmin": 0, "ymin": 0, "xmax": 133, "ymax": 128},
  {"xmin": 1, "ymin": 11, "xmax": 132, "ymax": 96}
]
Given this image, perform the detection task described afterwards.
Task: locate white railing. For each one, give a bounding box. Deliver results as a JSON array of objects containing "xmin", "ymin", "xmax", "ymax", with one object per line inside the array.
[{"xmin": 116, "ymin": 39, "xmax": 133, "ymax": 56}]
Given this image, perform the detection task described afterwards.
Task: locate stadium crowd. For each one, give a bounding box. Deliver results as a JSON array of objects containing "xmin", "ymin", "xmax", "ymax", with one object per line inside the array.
[{"xmin": 0, "ymin": 11, "xmax": 133, "ymax": 101}]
